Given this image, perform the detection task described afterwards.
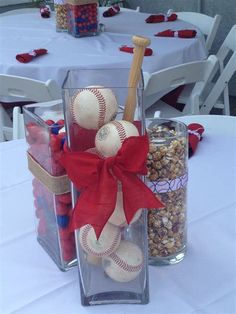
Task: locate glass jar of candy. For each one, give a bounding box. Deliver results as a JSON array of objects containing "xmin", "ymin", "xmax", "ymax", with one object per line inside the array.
[
  {"xmin": 23, "ymin": 100, "xmax": 77, "ymax": 271},
  {"xmin": 66, "ymin": 0, "xmax": 98, "ymax": 37},
  {"xmin": 146, "ymin": 118, "xmax": 188, "ymax": 265},
  {"xmin": 61, "ymin": 68, "xmax": 152, "ymax": 305},
  {"xmin": 54, "ymin": 0, "xmax": 68, "ymax": 32}
]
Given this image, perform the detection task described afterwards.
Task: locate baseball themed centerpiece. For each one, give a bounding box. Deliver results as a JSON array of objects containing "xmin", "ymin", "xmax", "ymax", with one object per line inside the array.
[{"xmin": 61, "ymin": 35, "xmax": 164, "ymax": 306}]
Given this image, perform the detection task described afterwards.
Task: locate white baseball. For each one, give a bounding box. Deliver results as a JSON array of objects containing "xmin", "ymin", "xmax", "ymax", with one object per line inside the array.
[
  {"xmin": 95, "ymin": 120, "xmax": 139, "ymax": 157},
  {"xmin": 78, "ymin": 222, "xmax": 121, "ymax": 257},
  {"xmin": 108, "ymin": 190, "xmax": 142, "ymax": 226},
  {"xmin": 84, "ymin": 252, "xmax": 102, "ymax": 266},
  {"xmin": 102, "ymin": 240, "xmax": 143, "ymax": 282},
  {"xmin": 71, "ymin": 85, "xmax": 118, "ymax": 130}
]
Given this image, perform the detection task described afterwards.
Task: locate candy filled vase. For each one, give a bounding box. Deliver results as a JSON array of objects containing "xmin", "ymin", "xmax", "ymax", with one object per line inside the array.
[
  {"xmin": 62, "ymin": 68, "xmax": 150, "ymax": 305},
  {"xmin": 23, "ymin": 100, "xmax": 77, "ymax": 271}
]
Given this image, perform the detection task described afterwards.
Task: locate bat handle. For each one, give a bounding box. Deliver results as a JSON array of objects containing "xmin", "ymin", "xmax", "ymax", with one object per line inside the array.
[{"xmin": 123, "ymin": 35, "xmax": 151, "ymax": 122}]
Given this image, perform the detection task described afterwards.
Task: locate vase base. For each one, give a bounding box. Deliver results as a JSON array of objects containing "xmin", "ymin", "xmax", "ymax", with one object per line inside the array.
[
  {"xmin": 148, "ymin": 247, "xmax": 186, "ymax": 266},
  {"xmin": 79, "ymin": 278, "xmax": 149, "ymax": 306},
  {"xmin": 37, "ymin": 236, "xmax": 77, "ymax": 271}
]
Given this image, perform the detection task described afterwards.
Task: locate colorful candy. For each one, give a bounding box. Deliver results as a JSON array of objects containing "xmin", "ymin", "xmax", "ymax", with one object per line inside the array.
[{"xmin": 67, "ymin": 3, "xmax": 98, "ymax": 37}]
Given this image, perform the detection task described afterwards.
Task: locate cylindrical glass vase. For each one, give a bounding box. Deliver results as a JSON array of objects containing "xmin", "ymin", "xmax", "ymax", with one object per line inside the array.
[
  {"xmin": 62, "ymin": 68, "xmax": 149, "ymax": 305},
  {"xmin": 23, "ymin": 101, "xmax": 77, "ymax": 271},
  {"xmin": 54, "ymin": 0, "xmax": 68, "ymax": 32},
  {"xmin": 146, "ymin": 118, "xmax": 188, "ymax": 266}
]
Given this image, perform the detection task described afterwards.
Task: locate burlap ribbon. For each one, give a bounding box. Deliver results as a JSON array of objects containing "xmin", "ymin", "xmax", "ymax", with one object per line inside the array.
[{"xmin": 27, "ymin": 152, "xmax": 70, "ymax": 195}]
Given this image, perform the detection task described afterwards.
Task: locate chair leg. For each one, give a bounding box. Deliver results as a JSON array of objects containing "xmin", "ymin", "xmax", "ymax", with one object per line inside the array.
[{"xmin": 223, "ymin": 86, "xmax": 230, "ymax": 115}]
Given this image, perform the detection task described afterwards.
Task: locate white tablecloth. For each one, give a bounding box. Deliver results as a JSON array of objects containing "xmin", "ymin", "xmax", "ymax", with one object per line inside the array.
[
  {"xmin": 0, "ymin": 8, "xmax": 207, "ymax": 90},
  {"xmin": 0, "ymin": 115, "xmax": 236, "ymax": 314}
]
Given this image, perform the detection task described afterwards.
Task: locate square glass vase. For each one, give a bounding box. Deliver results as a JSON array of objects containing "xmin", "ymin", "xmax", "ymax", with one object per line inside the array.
[
  {"xmin": 23, "ymin": 100, "xmax": 77, "ymax": 271},
  {"xmin": 62, "ymin": 68, "xmax": 149, "ymax": 305},
  {"xmin": 66, "ymin": 0, "xmax": 99, "ymax": 37}
]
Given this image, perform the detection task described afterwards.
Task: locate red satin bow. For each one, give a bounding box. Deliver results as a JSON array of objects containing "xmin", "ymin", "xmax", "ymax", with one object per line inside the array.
[{"xmin": 60, "ymin": 135, "xmax": 164, "ymax": 238}]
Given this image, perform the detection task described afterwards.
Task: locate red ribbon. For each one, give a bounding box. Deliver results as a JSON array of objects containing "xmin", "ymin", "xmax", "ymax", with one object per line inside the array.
[{"xmin": 60, "ymin": 134, "xmax": 164, "ymax": 238}]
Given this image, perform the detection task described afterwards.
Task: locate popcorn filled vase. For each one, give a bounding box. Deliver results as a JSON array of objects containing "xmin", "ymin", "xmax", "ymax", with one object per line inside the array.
[
  {"xmin": 66, "ymin": 0, "xmax": 99, "ymax": 37},
  {"xmin": 61, "ymin": 68, "xmax": 163, "ymax": 305},
  {"xmin": 146, "ymin": 119, "xmax": 188, "ymax": 265},
  {"xmin": 54, "ymin": 0, "xmax": 68, "ymax": 32},
  {"xmin": 23, "ymin": 101, "xmax": 77, "ymax": 271}
]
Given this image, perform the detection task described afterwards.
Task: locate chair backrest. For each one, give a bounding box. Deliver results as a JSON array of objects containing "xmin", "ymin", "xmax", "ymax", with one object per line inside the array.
[
  {"xmin": 143, "ymin": 55, "xmax": 218, "ymax": 114},
  {"xmin": 200, "ymin": 24, "xmax": 236, "ymax": 114},
  {"xmin": 0, "ymin": 74, "xmax": 61, "ymax": 102},
  {"xmin": 176, "ymin": 12, "xmax": 221, "ymax": 51},
  {"xmin": 0, "ymin": 74, "xmax": 61, "ymax": 141}
]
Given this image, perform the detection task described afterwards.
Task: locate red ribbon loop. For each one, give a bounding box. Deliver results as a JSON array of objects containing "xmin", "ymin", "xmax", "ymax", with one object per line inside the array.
[{"xmin": 60, "ymin": 134, "xmax": 164, "ymax": 238}]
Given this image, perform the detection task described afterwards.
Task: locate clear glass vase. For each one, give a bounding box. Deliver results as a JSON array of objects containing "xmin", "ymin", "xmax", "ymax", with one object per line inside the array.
[
  {"xmin": 54, "ymin": 0, "xmax": 68, "ymax": 32},
  {"xmin": 66, "ymin": 0, "xmax": 99, "ymax": 37},
  {"xmin": 23, "ymin": 101, "xmax": 77, "ymax": 271},
  {"xmin": 146, "ymin": 118, "xmax": 188, "ymax": 266},
  {"xmin": 62, "ymin": 68, "xmax": 149, "ymax": 305}
]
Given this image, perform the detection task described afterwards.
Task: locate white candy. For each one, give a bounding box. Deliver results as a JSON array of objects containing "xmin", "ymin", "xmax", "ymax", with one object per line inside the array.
[
  {"xmin": 71, "ymin": 86, "xmax": 118, "ymax": 130},
  {"xmin": 102, "ymin": 240, "xmax": 143, "ymax": 282},
  {"xmin": 95, "ymin": 120, "xmax": 139, "ymax": 157},
  {"xmin": 108, "ymin": 190, "xmax": 142, "ymax": 226},
  {"xmin": 78, "ymin": 223, "xmax": 121, "ymax": 257}
]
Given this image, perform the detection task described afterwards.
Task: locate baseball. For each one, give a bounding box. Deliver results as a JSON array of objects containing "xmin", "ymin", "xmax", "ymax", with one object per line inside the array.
[
  {"xmin": 71, "ymin": 85, "xmax": 118, "ymax": 130},
  {"xmin": 95, "ymin": 120, "xmax": 139, "ymax": 157},
  {"xmin": 102, "ymin": 240, "xmax": 143, "ymax": 282},
  {"xmin": 108, "ymin": 190, "xmax": 142, "ymax": 226},
  {"xmin": 78, "ymin": 222, "xmax": 121, "ymax": 257},
  {"xmin": 84, "ymin": 252, "xmax": 102, "ymax": 266}
]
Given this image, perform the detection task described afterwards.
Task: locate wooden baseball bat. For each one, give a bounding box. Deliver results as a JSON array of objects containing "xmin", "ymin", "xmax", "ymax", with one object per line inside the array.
[{"xmin": 123, "ymin": 35, "xmax": 151, "ymax": 122}]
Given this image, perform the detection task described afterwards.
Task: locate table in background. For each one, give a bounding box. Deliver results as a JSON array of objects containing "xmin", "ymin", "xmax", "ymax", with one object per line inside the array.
[
  {"xmin": 0, "ymin": 115, "xmax": 235, "ymax": 314},
  {"xmin": 0, "ymin": 8, "xmax": 207, "ymax": 91}
]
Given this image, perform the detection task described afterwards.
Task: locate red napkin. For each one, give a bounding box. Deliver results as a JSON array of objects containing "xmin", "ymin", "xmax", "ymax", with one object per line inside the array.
[
  {"xmin": 155, "ymin": 29, "xmax": 197, "ymax": 38},
  {"xmin": 146, "ymin": 13, "xmax": 177, "ymax": 23},
  {"xmin": 188, "ymin": 123, "xmax": 205, "ymax": 158},
  {"xmin": 16, "ymin": 49, "xmax": 48, "ymax": 63},
  {"xmin": 40, "ymin": 5, "xmax": 51, "ymax": 18},
  {"xmin": 119, "ymin": 46, "xmax": 153, "ymax": 56},
  {"xmin": 103, "ymin": 4, "xmax": 120, "ymax": 17}
]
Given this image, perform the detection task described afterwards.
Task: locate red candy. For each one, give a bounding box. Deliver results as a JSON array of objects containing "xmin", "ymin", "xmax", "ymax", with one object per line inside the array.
[
  {"xmin": 50, "ymin": 134, "xmax": 62, "ymax": 152},
  {"xmin": 56, "ymin": 193, "xmax": 72, "ymax": 205},
  {"xmin": 45, "ymin": 119, "xmax": 55, "ymax": 126}
]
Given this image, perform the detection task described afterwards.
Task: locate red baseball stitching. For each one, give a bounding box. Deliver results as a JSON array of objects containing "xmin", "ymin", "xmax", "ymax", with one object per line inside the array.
[
  {"xmin": 111, "ymin": 121, "xmax": 127, "ymax": 143},
  {"xmin": 80, "ymin": 224, "xmax": 120, "ymax": 257},
  {"xmin": 70, "ymin": 90, "xmax": 81, "ymax": 123},
  {"xmin": 70, "ymin": 88, "xmax": 107, "ymax": 128},
  {"xmin": 90, "ymin": 88, "xmax": 106, "ymax": 128},
  {"xmin": 108, "ymin": 249, "xmax": 143, "ymax": 272}
]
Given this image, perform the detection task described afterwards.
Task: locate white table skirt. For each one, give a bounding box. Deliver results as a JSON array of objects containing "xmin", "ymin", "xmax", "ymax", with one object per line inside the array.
[
  {"xmin": 0, "ymin": 115, "xmax": 236, "ymax": 314},
  {"xmin": 0, "ymin": 8, "xmax": 207, "ymax": 91}
]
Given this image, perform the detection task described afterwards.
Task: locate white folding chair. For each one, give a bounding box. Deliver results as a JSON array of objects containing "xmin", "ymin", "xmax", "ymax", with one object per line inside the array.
[
  {"xmin": 200, "ymin": 25, "xmax": 236, "ymax": 115},
  {"xmin": 176, "ymin": 12, "xmax": 221, "ymax": 52},
  {"xmin": 0, "ymin": 74, "xmax": 61, "ymax": 141},
  {"xmin": 143, "ymin": 55, "xmax": 218, "ymax": 119}
]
